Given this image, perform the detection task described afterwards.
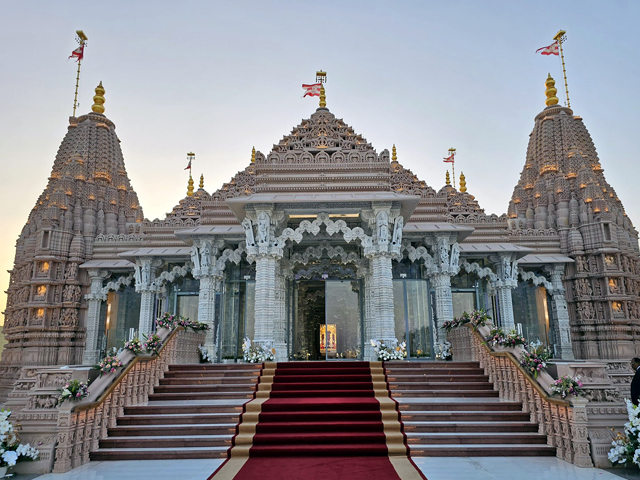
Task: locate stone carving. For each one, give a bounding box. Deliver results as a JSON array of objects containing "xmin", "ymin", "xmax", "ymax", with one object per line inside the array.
[
  {"xmin": 242, "ymin": 218, "xmax": 255, "ymax": 247},
  {"xmin": 59, "ymin": 308, "xmax": 78, "ymax": 327},
  {"xmin": 257, "ymin": 211, "xmax": 270, "ymax": 245},
  {"xmin": 577, "ymin": 301, "xmax": 596, "ymax": 320},
  {"xmin": 190, "ymin": 245, "xmax": 200, "ymax": 271},
  {"xmin": 63, "ymin": 263, "xmax": 78, "ymax": 280},
  {"xmin": 376, "ymin": 211, "xmax": 389, "ymax": 243},
  {"xmin": 62, "ymin": 285, "xmax": 82, "ymax": 303},
  {"xmin": 392, "ymin": 216, "xmax": 403, "ymax": 245}
]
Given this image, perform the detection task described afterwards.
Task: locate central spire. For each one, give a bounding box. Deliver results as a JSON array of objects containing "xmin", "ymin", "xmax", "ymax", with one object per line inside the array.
[
  {"xmin": 92, "ymin": 81, "xmax": 106, "ymax": 113},
  {"xmin": 545, "ymin": 74, "xmax": 559, "ymax": 107}
]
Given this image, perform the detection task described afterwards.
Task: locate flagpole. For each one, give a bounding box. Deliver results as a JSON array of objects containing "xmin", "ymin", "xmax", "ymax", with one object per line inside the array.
[
  {"xmin": 72, "ymin": 30, "xmax": 88, "ymax": 117},
  {"xmin": 553, "ymin": 30, "xmax": 570, "ymax": 109}
]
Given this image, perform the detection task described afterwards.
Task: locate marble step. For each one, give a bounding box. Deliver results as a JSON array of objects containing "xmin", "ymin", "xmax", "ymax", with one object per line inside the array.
[
  {"xmin": 402, "ymin": 421, "xmax": 538, "ymax": 433},
  {"xmin": 168, "ymin": 364, "xmax": 259, "ymax": 371},
  {"xmin": 90, "ymin": 446, "xmax": 229, "ymax": 461},
  {"xmin": 124, "ymin": 404, "xmax": 244, "ymax": 415},
  {"xmin": 118, "ymin": 413, "xmax": 240, "ymax": 426},
  {"xmin": 109, "ymin": 423, "xmax": 238, "ymax": 436},
  {"xmin": 99, "ymin": 435, "xmax": 233, "ymax": 449},
  {"xmin": 163, "ymin": 370, "xmax": 259, "ymax": 378},
  {"xmin": 159, "ymin": 376, "xmax": 259, "ymax": 385},
  {"xmin": 392, "ymin": 390, "xmax": 499, "ymax": 398},
  {"xmin": 408, "ymin": 444, "xmax": 556, "ymax": 456},
  {"xmin": 397, "ymin": 401, "xmax": 523, "ymax": 412},
  {"xmin": 398, "ymin": 411, "xmax": 531, "ymax": 422},
  {"xmin": 405, "ymin": 432, "xmax": 548, "ymax": 445},
  {"xmin": 153, "ymin": 383, "xmax": 257, "ymax": 393},
  {"xmin": 389, "ymin": 382, "xmax": 495, "ymax": 390},
  {"xmin": 148, "ymin": 391, "xmax": 254, "ymax": 401}
]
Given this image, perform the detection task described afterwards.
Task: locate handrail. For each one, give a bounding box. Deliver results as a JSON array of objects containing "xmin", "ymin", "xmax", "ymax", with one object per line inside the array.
[
  {"xmin": 72, "ymin": 327, "xmax": 182, "ymax": 413},
  {"xmin": 469, "ymin": 326, "xmax": 570, "ymax": 406}
]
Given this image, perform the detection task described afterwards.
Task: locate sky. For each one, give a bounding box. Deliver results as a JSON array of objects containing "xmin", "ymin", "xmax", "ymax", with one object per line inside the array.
[{"xmin": 0, "ymin": 1, "xmax": 639, "ymax": 324}]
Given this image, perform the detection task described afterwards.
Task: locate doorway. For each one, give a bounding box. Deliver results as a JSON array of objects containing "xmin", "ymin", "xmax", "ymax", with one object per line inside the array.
[{"xmin": 291, "ymin": 279, "xmax": 363, "ymax": 360}]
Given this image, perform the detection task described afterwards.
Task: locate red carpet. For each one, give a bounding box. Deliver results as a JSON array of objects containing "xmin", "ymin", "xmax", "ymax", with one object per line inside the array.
[{"xmin": 208, "ymin": 361, "xmax": 426, "ymax": 480}]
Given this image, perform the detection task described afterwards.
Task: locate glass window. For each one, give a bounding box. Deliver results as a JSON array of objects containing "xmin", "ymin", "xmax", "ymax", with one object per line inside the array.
[
  {"xmin": 512, "ymin": 282, "xmax": 550, "ymax": 345},
  {"xmin": 103, "ymin": 286, "xmax": 141, "ymax": 354},
  {"xmin": 452, "ymin": 291, "xmax": 476, "ymax": 319},
  {"xmin": 393, "ymin": 279, "xmax": 432, "ymax": 358}
]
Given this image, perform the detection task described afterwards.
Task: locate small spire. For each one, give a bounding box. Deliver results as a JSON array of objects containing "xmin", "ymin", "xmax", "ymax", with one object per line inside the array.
[
  {"xmin": 91, "ymin": 81, "xmax": 106, "ymax": 114},
  {"xmin": 545, "ymin": 74, "xmax": 559, "ymax": 107},
  {"xmin": 319, "ymin": 86, "xmax": 326, "ymax": 108},
  {"xmin": 187, "ymin": 175, "xmax": 194, "ymax": 197},
  {"xmin": 445, "ymin": 170, "xmax": 451, "ymax": 186},
  {"xmin": 199, "ymin": 174, "xmax": 204, "ymax": 189},
  {"xmin": 459, "ymin": 172, "xmax": 467, "ymax": 193},
  {"xmin": 251, "ymin": 146, "xmax": 256, "ymax": 164},
  {"xmin": 392, "ymin": 144, "xmax": 397, "ymax": 162}
]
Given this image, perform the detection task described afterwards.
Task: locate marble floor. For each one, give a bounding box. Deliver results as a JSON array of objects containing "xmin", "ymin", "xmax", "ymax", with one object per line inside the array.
[{"xmin": 24, "ymin": 457, "xmax": 634, "ymax": 480}]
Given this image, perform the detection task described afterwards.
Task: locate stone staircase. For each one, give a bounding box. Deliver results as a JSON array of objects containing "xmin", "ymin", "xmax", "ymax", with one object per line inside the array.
[
  {"xmin": 90, "ymin": 364, "xmax": 261, "ymax": 461},
  {"xmin": 386, "ymin": 361, "xmax": 555, "ymax": 456}
]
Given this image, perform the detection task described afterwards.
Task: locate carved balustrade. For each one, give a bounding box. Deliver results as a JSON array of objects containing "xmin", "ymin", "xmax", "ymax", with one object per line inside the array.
[
  {"xmin": 448, "ymin": 325, "xmax": 593, "ymax": 467},
  {"xmin": 50, "ymin": 326, "xmax": 204, "ymax": 473}
]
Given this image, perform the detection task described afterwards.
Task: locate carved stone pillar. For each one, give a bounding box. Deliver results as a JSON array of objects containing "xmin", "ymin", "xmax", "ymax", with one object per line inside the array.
[
  {"xmin": 254, "ymin": 254, "xmax": 279, "ymax": 348},
  {"xmin": 134, "ymin": 258, "xmax": 162, "ymax": 335},
  {"xmin": 431, "ymin": 273, "xmax": 453, "ymax": 345},
  {"xmin": 196, "ymin": 274, "xmax": 221, "ymax": 357},
  {"xmin": 367, "ymin": 253, "xmax": 396, "ymax": 346},
  {"xmin": 491, "ymin": 253, "xmax": 518, "ymax": 331},
  {"xmin": 82, "ymin": 270, "xmax": 109, "ymax": 365},
  {"xmin": 273, "ymin": 265, "xmax": 288, "ymax": 361},
  {"xmin": 546, "ymin": 264, "xmax": 575, "ymax": 359}
]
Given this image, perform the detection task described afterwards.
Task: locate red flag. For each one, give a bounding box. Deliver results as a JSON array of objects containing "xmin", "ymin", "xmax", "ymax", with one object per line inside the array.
[
  {"xmin": 184, "ymin": 158, "xmax": 191, "ymax": 170},
  {"xmin": 443, "ymin": 154, "xmax": 455, "ymax": 163},
  {"xmin": 536, "ymin": 42, "xmax": 559, "ymax": 56},
  {"xmin": 69, "ymin": 45, "xmax": 84, "ymax": 62},
  {"xmin": 302, "ymin": 83, "xmax": 322, "ymax": 97}
]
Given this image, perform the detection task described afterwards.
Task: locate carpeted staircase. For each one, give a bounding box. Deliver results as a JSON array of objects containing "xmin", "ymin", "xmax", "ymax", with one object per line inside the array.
[{"xmin": 386, "ymin": 361, "xmax": 555, "ymax": 456}]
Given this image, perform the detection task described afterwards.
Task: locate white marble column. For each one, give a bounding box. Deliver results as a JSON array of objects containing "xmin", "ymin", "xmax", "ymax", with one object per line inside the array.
[
  {"xmin": 546, "ymin": 265, "xmax": 575, "ymax": 359},
  {"xmin": 273, "ymin": 266, "xmax": 288, "ymax": 361},
  {"xmin": 254, "ymin": 255, "xmax": 278, "ymax": 347},
  {"xmin": 196, "ymin": 274, "xmax": 220, "ymax": 356},
  {"xmin": 368, "ymin": 253, "xmax": 396, "ymax": 344},
  {"xmin": 491, "ymin": 253, "xmax": 518, "ymax": 331},
  {"xmin": 134, "ymin": 258, "xmax": 162, "ymax": 335},
  {"xmin": 82, "ymin": 270, "xmax": 108, "ymax": 365}
]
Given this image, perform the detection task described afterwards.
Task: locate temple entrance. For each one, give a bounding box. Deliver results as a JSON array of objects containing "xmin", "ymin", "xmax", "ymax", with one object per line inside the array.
[{"xmin": 291, "ymin": 279, "xmax": 363, "ymax": 360}]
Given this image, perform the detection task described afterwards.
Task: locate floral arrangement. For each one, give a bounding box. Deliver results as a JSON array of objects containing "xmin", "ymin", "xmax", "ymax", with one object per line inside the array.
[
  {"xmin": 198, "ymin": 345, "xmax": 212, "ymax": 363},
  {"xmin": 143, "ymin": 334, "xmax": 163, "ymax": 356},
  {"xmin": 0, "ymin": 410, "xmax": 39, "ymax": 468},
  {"xmin": 550, "ymin": 375, "xmax": 584, "ymax": 399},
  {"xmin": 442, "ymin": 309, "xmax": 490, "ymax": 332},
  {"xmin": 435, "ymin": 342, "xmax": 452, "ymax": 360},
  {"xmin": 609, "ymin": 399, "xmax": 640, "ymax": 466},
  {"xmin": 242, "ymin": 337, "xmax": 275, "ymax": 363},
  {"xmin": 156, "ymin": 312, "xmax": 177, "ymax": 330},
  {"xmin": 97, "ymin": 355, "xmax": 123, "ymax": 376},
  {"xmin": 178, "ymin": 316, "xmax": 210, "ymax": 331},
  {"xmin": 520, "ymin": 341, "xmax": 553, "ymax": 378},
  {"xmin": 124, "ymin": 338, "xmax": 143, "ymax": 355},
  {"xmin": 58, "ymin": 379, "xmax": 89, "ymax": 403},
  {"xmin": 370, "ymin": 339, "xmax": 407, "ymax": 361},
  {"xmin": 486, "ymin": 328, "xmax": 527, "ymax": 349}
]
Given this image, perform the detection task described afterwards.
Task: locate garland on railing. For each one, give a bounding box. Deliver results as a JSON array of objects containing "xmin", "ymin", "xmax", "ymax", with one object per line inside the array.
[
  {"xmin": 97, "ymin": 355, "xmax": 123, "ymax": 376},
  {"xmin": 58, "ymin": 379, "xmax": 90, "ymax": 403},
  {"xmin": 485, "ymin": 327, "xmax": 527, "ymax": 348},
  {"xmin": 155, "ymin": 312, "xmax": 210, "ymax": 332},
  {"xmin": 520, "ymin": 341, "xmax": 553, "ymax": 379},
  {"xmin": 124, "ymin": 338, "xmax": 143, "ymax": 355},
  {"xmin": 143, "ymin": 334, "xmax": 163, "ymax": 356},
  {"xmin": 442, "ymin": 309, "xmax": 490, "ymax": 333},
  {"xmin": 550, "ymin": 375, "xmax": 584, "ymax": 399}
]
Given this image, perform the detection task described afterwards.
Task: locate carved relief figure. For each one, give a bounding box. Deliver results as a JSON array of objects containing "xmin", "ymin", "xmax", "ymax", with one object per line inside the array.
[
  {"xmin": 392, "ymin": 216, "xmax": 403, "ymax": 245},
  {"xmin": 257, "ymin": 211, "xmax": 270, "ymax": 245},
  {"xmin": 59, "ymin": 308, "xmax": 78, "ymax": 327},
  {"xmin": 242, "ymin": 218, "xmax": 255, "ymax": 247},
  {"xmin": 449, "ymin": 243, "xmax": 460, "ymax": 270},
  {"xmin": 63, "ymin": 262, "xmax": 78, "ymax": 280},
  {"xmin": 200, "ymin": 242, "xmax": 211, "ymax": 268},
  {"xmin": 437, "ymin": 238, "xmax": 449, "ymax": 268},
  {"xmin": 55, "ymin": 262, "xmax": 63, "ymax": 280},
  {"xmin": 376, "ymin": 211, "xmax": 389, "ymax": 243},
  {"xmin": 577, "ymin": 301, "xmax": 596, "ymax": 320},
  {"xmin": 190, "ymin": 245, "xmax": 200, "ymax": 271}
]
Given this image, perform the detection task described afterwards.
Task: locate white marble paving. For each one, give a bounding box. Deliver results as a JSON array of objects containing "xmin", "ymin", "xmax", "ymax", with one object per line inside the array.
[
  {"xmin": 30, "ymin": 457, "xmax": 628, "ymax": 480},
  {"xmin": 33, "ymin": 459, "xmax": 225, "ymax": 480},
  {"xmin": 413, "ymin": 457, "xmax": 623, "ymax": 480}
]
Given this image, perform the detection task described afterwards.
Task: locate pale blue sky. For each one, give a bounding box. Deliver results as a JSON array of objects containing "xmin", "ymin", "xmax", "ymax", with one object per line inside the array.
[{"xmin": 0, "ymin": 1, "xmax": 639, "ymax": 320}]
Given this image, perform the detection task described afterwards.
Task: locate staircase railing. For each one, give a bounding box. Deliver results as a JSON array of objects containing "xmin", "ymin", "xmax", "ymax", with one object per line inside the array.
[
  {"xmin": 447, "ymin": 325, "xmax": 593, "ymax": 468},
  {"xmin": 51, "ymin": 326, "xmax": 201, "ymax": 473}
]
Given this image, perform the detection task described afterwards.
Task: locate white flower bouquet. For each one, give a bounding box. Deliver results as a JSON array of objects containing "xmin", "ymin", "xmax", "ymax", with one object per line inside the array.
[
  {"xmin": 242, "ymin": 337, "xmax": 275, "ymax": 363},
  {"xmin": 0, "ymin": 409, "xmax": 39, "ymax": 469},
  {"xmin": 370, "ymin": 339, "xmax": 406, "ymax": 361},
  {"xmin": 609, "ymin": 399, "xmax": 640, "ymax": 466}
]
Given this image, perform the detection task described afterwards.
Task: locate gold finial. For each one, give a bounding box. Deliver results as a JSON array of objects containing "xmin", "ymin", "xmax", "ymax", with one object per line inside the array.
[
  {"xmin": 187, "ymin": 175, "xmax": 194, "ymax": 197},
  {"xmin": 392, "ymin": 144, "xmax": 397, "ymax": 162},
  {"xmin": 460, "ymin": 171, "xmax": 467, "ymax": 193},
  {"xmin": 319, "ymin": 86, "xmax": 326, "ymax": 108},
  {"xmin": 445, "ymin": 170, "xmax": 451, "ymax": 186},
  {"xmin": 199, "ymin": 174, "xmax": 204, "ymax": 189},
  {"xmin": 251, "ymin": 146, "xmax": 256, "ymax": 164},
  {"xmin": 92, "ymin": 81, "xmax": 105, "ymax": 114},
  {"xmin": 545, "ymin": 74, "xmax": 559, "ymax": 106}
]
